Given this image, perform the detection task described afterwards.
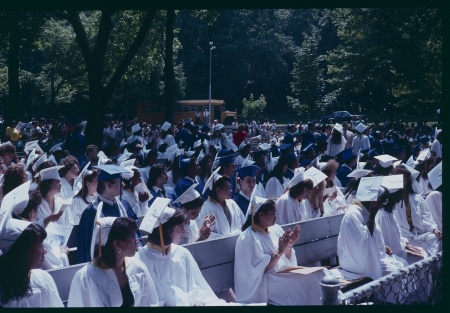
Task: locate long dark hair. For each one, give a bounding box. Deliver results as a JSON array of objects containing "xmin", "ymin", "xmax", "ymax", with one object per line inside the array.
[
  {"xmin": 39, "ymin": 179, "xmax": 58, "ymax": 198},
  {"xmin": 147, "ymin": 163, "xmax": 165, "ymax": 188},
  {"xmin": 74, "ymin": 170, "xmax": 99, "ymax": 204},
  {"xmin": 147, "ymin": 211, "xmax": 186, "ymax": 246},
  {"xmin": 1, "ymin": 164, "xmax": 27, "ymax": 196},
  {"xmin": 242, "ymin": 199, "xmax": 276, "ymax": 231},
  {"xmin": 209, "ymin": 176, "xmax": 231, "ymax": 201},
  {"xmin": 330, "ymin": 129, "xmax": 342, "ymax": 144},
  {"xmin": 379, "ymin": 189, "xmax": 404, "ymax": 213},
  {"xmin": 288, "ymin": 179, "xmax": 314, "ymax": 198},
  {"xmin": 97, "ymin": 217, "xmax": 137, "ymax": 268},
  {"xmin": 268, "ymin": 157, "xmax": 288, "ymax": 185},
  {"xmin": 0, "ymin": 223, "xmax": 47, "ymax": 305}
]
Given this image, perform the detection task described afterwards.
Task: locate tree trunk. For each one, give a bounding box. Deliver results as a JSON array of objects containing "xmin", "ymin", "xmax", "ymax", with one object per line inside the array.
[
  {"xmin": 164, "ymin": 10, "xmax": 176, "ymax": 123},
  {"xmin": 6, "ymin": 12, "xmax": 21, "ymax": 123}
]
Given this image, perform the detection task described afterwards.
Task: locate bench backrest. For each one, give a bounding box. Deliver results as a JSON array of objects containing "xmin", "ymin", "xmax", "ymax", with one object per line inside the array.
[{"xmin": 49, "ymin": 214, "xmax": 344, "ymax": 302}]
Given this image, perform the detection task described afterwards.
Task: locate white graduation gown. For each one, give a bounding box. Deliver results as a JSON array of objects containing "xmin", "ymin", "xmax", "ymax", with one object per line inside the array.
[
  {"xmin": 425, "ymin": 191, "xmax": 442, "ymax": 232},
  {"xmin": 122, "ymin": 190, "xmax": 147, "ymax": 217},
  {"xmin": 337, "ymin": 204, "xmax": 406, "ymax": 280},
  {"xmin": 351, "ymin": 135, "xmax": 370, "ymax": 155},
  {"xmin": 419, "ymin": 177, "xmax": 431, "ymax": 196},
  {"xmin": 264, "ymin": 177, "xmax": 289, "ymax": 200},
  {"xmin": 179, "ymin": 220, "xmax": 200, "ymax": 245},
  {"xmin": 375, "ymin": 208, "xmax": 409, "ymax": 261},
  {"xmin": 41, "ymin": 241, "xmax": 70, "ymax": 270},
  {"xmin": 323, "ymin": 187, "xmax": 348, "ymax": 217},
  {"xmin": 275, "ymin": 193, "xmax": 309, "ymax": 225},
  {"xmin": 234, "ymin": 224, "xmax": 325, "ymax": 305},
  {"xmin": 139, "ymin": 166, "xmax": 151, "ymax": 184},
  {"xmin": 71, "ymin": 194, "xmax": 96, "ymax": 225},
  {"xmin": 196, "ymin": 198, "xmax": 246, "ymax": 239},
  {"xmin": 59, "ymin": 177, "xmax": 80, "ymax": 200},
  {"xmin": 1, "ymin": 269, "xmax": 63, "ymax": 308},
  {"xmin": 394, "ymin": 193, "xmax": 441, "ymax": 255},
  {"xmin": 164, "ymin": 171, "xmax": 176, "ymax": 189},
  {"xmin": 136, "ymin": 244, "xmax": 226, "ymax": 306},
  {"xmin": 67, "ymin": 257, "xmax": 159, "ymax": 307},
  {"xmin": 37, "ymin": 196, "xmax": 74, "ymax": 227}
]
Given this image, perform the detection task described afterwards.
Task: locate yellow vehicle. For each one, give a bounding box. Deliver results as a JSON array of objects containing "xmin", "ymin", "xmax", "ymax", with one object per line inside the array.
[{"xmin": 136, "ymin": 99, "xmax": 237, "ymax": 125}]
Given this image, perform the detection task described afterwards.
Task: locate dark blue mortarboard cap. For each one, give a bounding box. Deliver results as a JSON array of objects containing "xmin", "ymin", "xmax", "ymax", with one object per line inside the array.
[
  {"xmin": 411, "ymin": 143, "xmax": 422, "ymax": 153},
  {"xmin": 184, "ymin": 118, "xmax": 192, "ymax": 126},
  {"xmin": 335, "ymin": 147, "xmax": 354, "ymax": 162},
  {"xmin": 236, "ymin": 165, "xmax": 261, "ymax": 178},
  {"xmin": 279, "ymin": 143, "xmax": 292, "ymax": 156},
  {"xmin": 302, "ymin": 143, "xmax": 315, "ymax": 153},
  {"xmin": 94, "ymin": 165, "xmax": 130, "ymax": 182},
  {"xmin": 393, "ymin": 146, "xmax": 406, "ymax": 154},
  {"xmin": 283, "ymin": 133, "xmax": 294, "ymax": 144},
  {"xmin": 218, "ymin": 154, "xmax": 235, "ymax": 166},
  {"xmin": 367, "ymin": 148, "xmax": 379, "ymax": 158},
  {"xmin": 271, "ymin": 146, "xmax": 280, "ymax": 157},
  {"xmin": 419, "ymin": 137, "xmax": 429, "ymax": 144},
  {"xmin": 201, "ymin": 124, "xmax": 210, "ymax": 132},
  {"xmin": 281, "ymin": 151, "xmax": 297, "ymax": 162},
  {"xmin": 179, "ymin": 156, "xmax": 192, "ymax": 171},
  {"xmin": 252, "ymin": 150, "xmax": 267, "ymax": 159}
]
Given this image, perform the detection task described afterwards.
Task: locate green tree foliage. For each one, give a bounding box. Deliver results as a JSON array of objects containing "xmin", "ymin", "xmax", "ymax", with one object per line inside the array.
[{"xmin": 242, "ymin": 93, "xmax": 266, "ymax": 120}]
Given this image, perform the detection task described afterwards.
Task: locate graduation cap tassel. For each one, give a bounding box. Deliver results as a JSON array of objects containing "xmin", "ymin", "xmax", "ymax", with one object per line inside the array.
[
  {"xmin": 251, "ymin": 205, "xmax": 255, "ymax": 229},
  {"xmin": 235, "ymin": 174, "xmax": 239, "ymax": 194},
  {"xmin": 158, "ymin": 222, "xmax": 165, "ymax": 256}
]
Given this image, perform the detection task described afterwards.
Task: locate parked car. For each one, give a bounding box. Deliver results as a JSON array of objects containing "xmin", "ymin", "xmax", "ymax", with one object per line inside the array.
[{"xmin": 320, "ymin": 111, "xmax": 368, "ymax": 124}]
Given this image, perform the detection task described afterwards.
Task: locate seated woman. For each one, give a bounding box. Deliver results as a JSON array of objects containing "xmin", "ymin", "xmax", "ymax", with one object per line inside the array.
[
  {"xmin": 137, "ymin": 198, "xmax": 230, "ymax": 306},
  {"xmin": 58, "ymin": 155, "xmax": 81, "ymax": 200},
  {"xmin": 234, "ymin": 196, "xmax": 325, "ymax": 305},
  {"xmin": 196, "ymin": 168, "xmax": 246, "ymax": 239},
  {"xmin": 275, "ymin": 168, "xmax": 314, "ymax": 225},
  {"xmin": 321, "ymin": 159, "xmax": 348, "ymax": 216},
  {"xmin": 172, "ymin": 183, "xmax": 214, "ymax": 245},
  {"xmin": 68, "ymin": 216, "xmax": 158, "ymax": 307},
  {"xmin": 264, "ymin": 156, "xmax": 289, "ymax": 200},
  {"xmin": 120, "ymin": 159, "xmax": 150, "ymax": 217},
  {"xmin": 0, "ymin": 182, "xmax": 63, "ymax": 307},
  {"xmin": 71, "ymin": 166, "xmax": 99, "ymax": 225}
]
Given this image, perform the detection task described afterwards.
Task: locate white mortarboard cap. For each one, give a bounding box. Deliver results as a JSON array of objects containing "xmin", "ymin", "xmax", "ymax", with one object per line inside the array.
[
  {"xmin": 392, "ymin": 160, "xmax": 402, "ymax": 169},
  {"xmin": 25, "ymin": 149, "xmax": 38, "ymax": 170},
  {"xmin": 374, "ymin": 154, "xmax": 398, "ymax": 168},
  {"xmin": 381, "ymin": 174, "xmax": 403, "ymax": 193},
  {"xmin": 241, "ymin": 154, "xmax": 255, "ymax": 167},
  {"xmin": 202, "ymin": 166, "xmax": 222, "ymax": 194},
  {"xmin": 287, "ymin": 167, "xmax": 306, "ymax": 189},
  {"xmin": 258, "ymin": 143, "xmax": 272, "ymax": 151},
  {"xmin": 97, "ymin": 150, "xmax": 109, "ymax": 165},
  {"xmin": 266, "ymin": 152, "xmax": 275, "ymax": 173},
  {"xmin": 49, "ymin": 143, "xmax": 63, "ymax": 154},
  {"xmin": 166, "ymin": 144, "xmax": 179, "ymax": 161},
  {"xmin": 161, "ymin": 121, "xmax": 171, "ymax": 132},
  {"xmin": 193, "ymin": 140, "xmax": 202, "ymax": 149},
  {"xmin": 173, "ymin": 183, "xmax": 200, "ymax": 206},
  {"xmin": 333, "ymin": 123, "xmax": 343, "ymax": 133},
  {"xmin": 405, "ymin": 155, "xmax": 417, "ymax": 168},
  {"xmin": 246, "ymin": 196, "xmax": 268, "ymax": 218},
  {"xmin": 0, "ymin": 181, "xmax": 32, "ymax": 254},
  {"xmin": 304, "ymin": 166, "xmax": 327, "ymax": 187},
  {"xmin": 355, "ymin": 123, "xmax": 367, "ymax": 133},
  {"xmin": 239, "ymin": 140, "xmax": 250, "ymax": 151},
  {"xmin": 427, "ymin": 162, "xmax": 442, "ymax": 190},
  {"xmin": 73, "ymin": 162, "xmax": 92, "ymax": 194},
  {"xmin": 16, "ymin": 121, "xmax": 25, "ymax": 131},
  {"xmin": 139, "ymin": 198, "xmax": 176, "ymax": 234},
  {"xmin": 357, "ymin": 161, "xmax": 367, "ymax": 169},
  {"xmin": 119, "ymin": 139, "xmax": 128, "ymax": 149},
  {"xmin": 90, "ymin": 216, "xmax": 117, "ymax": 260},
  {"xmin": 225, "ymin": 138, "xmax": 239, "ymax": 152},
  {"xmin": 116, "ymin": 149, "xmax": 132, "ymax": 164},
  {"xmin": 36, "ymin": 165, "xmax": 64, "ymax": 181},
  {"xmin": 401, "ymin": 163, "xmax": 420, "ymax": 181},
  {"xmin": 24, "ymin": 141, "xmax": 43, "ymax": 155},
  {"xmin": 32, "ymin": 153, "xmax": 48, "ymax": 172},
  {"xmin": 212, "ymin": 124, "xmax": 224, "ymax": 132},
  {"xmin": 417, "ymin": 148, "xmax": 430, "ymax": 162},
  {"xmin": 119, "ymin": 159, "xmax": 137, "ymax": 180},
  {"xmin": 131, "ymin": 123, "xmax": 141, "ymax": 134},
  {"xmin": 347, "ymin": 169, "xmax": 372, "ymax": 181},
  {"xmin": 355, "ymin": 176, "xmax": 383, "ymax": 202}
]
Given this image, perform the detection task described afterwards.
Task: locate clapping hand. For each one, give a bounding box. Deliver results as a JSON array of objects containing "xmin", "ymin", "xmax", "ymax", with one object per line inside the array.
[
  {"xmin": 138, "ymin": 191, "xmax": 150, "ymax": 202},
  {"xmin": 288, "ymin": 224, "xmax": 300, "ymax": 245}
]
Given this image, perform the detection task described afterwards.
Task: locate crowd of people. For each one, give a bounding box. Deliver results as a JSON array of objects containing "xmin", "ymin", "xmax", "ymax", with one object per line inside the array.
[{"xmin": 0, "ymin": 113, "xmax": 443, "ymax": 307}]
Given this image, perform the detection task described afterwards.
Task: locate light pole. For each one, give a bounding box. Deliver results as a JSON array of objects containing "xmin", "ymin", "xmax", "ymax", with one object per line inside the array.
[{"xmin": 208, "ymin": 42, "xmax": 215, "ymax": 126}]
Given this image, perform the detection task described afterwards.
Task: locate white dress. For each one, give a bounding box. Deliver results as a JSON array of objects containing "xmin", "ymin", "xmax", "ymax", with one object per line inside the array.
[
  {"xmin": 264, "ymin": 177, "xmax": 289, "ymax": 200},
  {"xmin": 394, "ymin": 193, "xmax": 441, "ymax": 256},
  {"xmin": 122, "ymin": 190, "xmax": 148, "ymax": 217},
  {"xmin": 1, "ymin": 269, "xmax": 63, "ymax": 308},
  {"xmin": 67, "ymin": 257, "xmax": 159, "ymax": 307},
  {"xmin": 137, "ymin": 244, "xmax": 226, "ymax": 306},
  {"xmin": 37, "ymin": 197, "xmax": 74, "ymax": 227},
  {"xmin": 425, "ymin": 191, "xmax": 442, "ymax": 231},
  {"xmin": 196, "ymin": 198, "xmax": 246, "ymax": 239},
  {"xmin": 337, "ymin": 204, "xmax": 406, "ymax": 280},
  {"xmin": 71, "ymin": 194, "xmax": 96, "ymax": 225},
  {"xmin": 234, "ymin": 224, "xmax": 325, "ymax": 305},
  {"xmin": 275, "ymin": 193, "xmax": 309, "ymax": 225}
]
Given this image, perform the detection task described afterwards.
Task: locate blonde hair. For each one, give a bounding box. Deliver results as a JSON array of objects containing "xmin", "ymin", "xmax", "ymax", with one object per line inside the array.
[{"xmin": 308, "ymin": 180, "xmax": 326, "ymax": 215}]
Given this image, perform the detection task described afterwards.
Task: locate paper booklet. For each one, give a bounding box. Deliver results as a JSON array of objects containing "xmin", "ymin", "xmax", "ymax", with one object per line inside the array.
[
  {"xmin": 53, "ymin": 198, "xmax": 72, "ymax": 215},
  {"xmin": 44, "ymin": 222, "xmax": 73, "ymax": 253},
  {"xmin": 323, "ymin": 184, "xmax": 336, "ymax": 197},
  {"xmin": 276, "ymin": 265, "xmax": 325, "ymax": 275}
]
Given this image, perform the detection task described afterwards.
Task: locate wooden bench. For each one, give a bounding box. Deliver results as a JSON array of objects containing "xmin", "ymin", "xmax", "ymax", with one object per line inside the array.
[{"xmin": 48, "ymin": 214, "xmax": 344, "ymax": 305}]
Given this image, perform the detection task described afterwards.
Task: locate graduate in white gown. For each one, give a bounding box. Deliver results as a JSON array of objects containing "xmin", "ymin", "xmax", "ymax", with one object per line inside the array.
[
  {"xmin": 321, "ymin": 159, "xmax": 348, "ymax": 216},
  {"xmin": 0, "ymin": 182, "xmax": 63, "ymax": 308},
  {"xmin": 68, "ymin": 216, "xmax": 158, "ymax": 307},
  {"xmin": 337, "ymin": 177, "xmax": 407, "ymax": 281},
  {"xmin": 275, "ymin": 168, "xmax": 315, "ymax": 225},
  {"xmin": 195, "ymin": 167, "xmax": 246, "ymax": 239},
  {"xmin": 264, "ymin": 156, "xmax": 290, "ymax": 200},
  {"xmin": 36, "ymin": 166, "xmax": 74, "ymax": 228},
  {"xmin": 234, "ymin": 196, "xmax": 325, "ymax": 305},
  {"xmin": 375, "ymin": 175, "xmax": 427, "ymax": 263},
  {"xmin": 71, "ymin": 167, "xmax": 98, "ymax": 225},
  {"xmin": 58, "ymin": 155, "xmax": 81, "ymax": 200},
  {"xmin": 137, "ymin": 198, "xmax": 230, "ymax": 306},
  {"xmin": 392, "ymin": 165, "xmax": 442, "ymax": 256},
  {"xmin": 424, "ymin": 162, "xmax": 442, "ymax": 231},
  {"xmin": 120, "ymin": 159, "xmax": 150, "ymax": 217},
  {"xmin": 172, "ymin": 183, "xmax": 213, "ymax": 245}
]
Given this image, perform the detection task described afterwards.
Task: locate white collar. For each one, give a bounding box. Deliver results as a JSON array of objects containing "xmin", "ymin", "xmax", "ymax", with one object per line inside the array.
[
  {"xmin": 98, "ymin": 194, "xmax": 114, "ymax": 206},
  {"xmin": 239, "ymin": 191, "xmax": 250, "ymax": 200}
]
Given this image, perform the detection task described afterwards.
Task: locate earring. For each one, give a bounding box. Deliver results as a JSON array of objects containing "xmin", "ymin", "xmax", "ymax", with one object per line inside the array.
[{"xmin": 117, "ymin": 247, "xmax": 121, "ymax": 254}]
